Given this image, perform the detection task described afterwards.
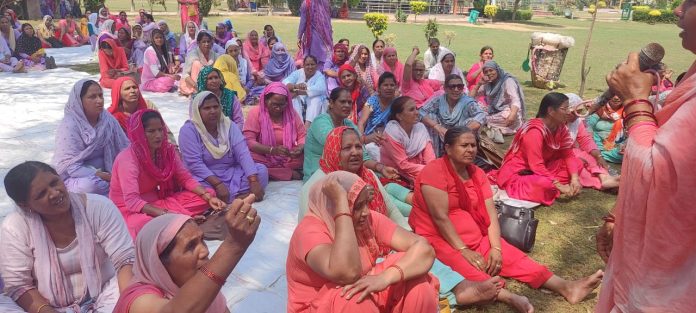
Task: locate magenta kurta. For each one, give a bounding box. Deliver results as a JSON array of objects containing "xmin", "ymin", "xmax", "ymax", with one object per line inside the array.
[{"xmin": 109, "ymin": 147, "xmax": 210, "ymax": 239}]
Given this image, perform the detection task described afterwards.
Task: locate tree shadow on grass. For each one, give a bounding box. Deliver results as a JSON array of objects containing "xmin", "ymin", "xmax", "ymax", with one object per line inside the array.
[{"xmin": 504, "ymin": 20, "xmax": 569, "ymax": 29}]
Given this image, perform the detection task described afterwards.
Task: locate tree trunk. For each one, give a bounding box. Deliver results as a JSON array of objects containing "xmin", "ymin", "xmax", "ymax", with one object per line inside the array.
[
  {"xmin": 131, "ymin": 0, "xmax": 135, "ymax": 11},
  {"xmin": 579, "ymin": 0, "xmax": 599, "ymax": 97},
  {"xmin": 512, "ymin": 0, "xmax": 521, "ymax": 20}
]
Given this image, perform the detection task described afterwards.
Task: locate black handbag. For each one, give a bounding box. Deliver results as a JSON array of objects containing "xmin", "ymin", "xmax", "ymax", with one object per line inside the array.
[{"xmin": 495, "ymin": 202, "xmax": 539, "ymax": 252}]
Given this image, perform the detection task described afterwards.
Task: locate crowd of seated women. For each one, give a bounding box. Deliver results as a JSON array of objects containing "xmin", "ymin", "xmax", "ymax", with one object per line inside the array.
[{"xmin": 1, "ymin": 17, "xmax": 668, "ymax": 312}]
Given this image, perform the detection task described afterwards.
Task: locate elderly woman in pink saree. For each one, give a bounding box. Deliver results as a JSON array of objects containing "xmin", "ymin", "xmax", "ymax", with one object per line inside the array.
[
  {"xmin": 114, "ymin": 197, "xmax": 259, "ymax": 313},
  {"xmin": 287, "ymin": 171, "xmax": 439, "ymax": 313},
  {"xmin": 243, "ymin": 30, "xmax": 270, "ymax": 73},
  {"xmin": 381, "ymin": 47, "xmax": 404, "ymax": 86},
  {"xmin": 595, "ymin": 2, "xmax": 696, "ymax": 310},
  {"xmin": 402, "ymin": 47, "xmax": 443, "ymax": 109},
  {"xmin": 1, "ymin": 161, "xmax": 135, "ymax": 313},
  {"xmin": 244, "ymin": 83, "xmax": 306, "ymax": 181},
  {"xmin": 109, "ymin": 110, "xmax": 225, "ymax": 239}
]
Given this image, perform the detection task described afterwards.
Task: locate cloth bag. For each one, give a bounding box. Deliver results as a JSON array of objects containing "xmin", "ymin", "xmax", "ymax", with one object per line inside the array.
[{"xmin": 495, "ymin": 202, "xmax": 538, "ymax": 252}]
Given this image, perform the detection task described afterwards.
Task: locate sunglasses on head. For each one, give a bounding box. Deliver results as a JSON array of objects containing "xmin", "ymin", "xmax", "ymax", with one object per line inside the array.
[{"xmin": 447, "ymin": 84, "xmax": 465, "ymax": 90}]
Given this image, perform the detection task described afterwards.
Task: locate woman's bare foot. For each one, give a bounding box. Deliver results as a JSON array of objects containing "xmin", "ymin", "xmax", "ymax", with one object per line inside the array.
[
  {"xmin": 497, "ymin": 289, "xmax": 534, "ymax": 313},
  {"xmin": 13, "ymin": 61, "xmax": 25, "ymax": 73},
  {"xmin": 561, "ymin": 270, "xmax": 604, "ymax": 304},
  {"xmin": 599, "ymin": 174, "xmax": 620, "ymax": 190},
  {"xmin": 453, "ymin": 276, "xmax": 502, "ymax": 306}
]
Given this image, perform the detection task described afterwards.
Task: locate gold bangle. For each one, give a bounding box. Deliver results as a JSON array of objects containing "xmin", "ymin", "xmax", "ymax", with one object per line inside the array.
[
  {"xmin": 457, "ymin": 246, "xmax": 469, "ymax": 252},
  {"xmin": 37, "ymin": 304, "xmax": 52, "ymax": 313},
  {"xmin": 492, "ymin": 246, "xmax": 502, "ymax": 253}
]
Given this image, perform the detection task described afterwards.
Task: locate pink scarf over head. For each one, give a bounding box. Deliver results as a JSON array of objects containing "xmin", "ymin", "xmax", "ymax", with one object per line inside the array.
[
  {"xmin": 258, "ymin": 82, "xmax": 299, "ymax": 166},
  {"xmin": 129, "ymin": 214, "xmax": 227, "ymax": 312},
  {"xmin": 306, "ymin": 171, "xmax": 382, "ymax": 266},
  {"xmin": 381, "ymin": 47, "xmax": 404, "ymax": 85},
  {"xmin": 126, "ymin": 109, "xmax": 177, "ymax": 199},
  {"xmin": 25, "ymin": 193, "xmax": 103, "ymax": 310},
  {"xmin": 242, "ymin": 30, "xmax": 270, "ymax": 72},
  {"xmin": 504, "ymin": 118, "xmax": 574, "ymax": 162}
]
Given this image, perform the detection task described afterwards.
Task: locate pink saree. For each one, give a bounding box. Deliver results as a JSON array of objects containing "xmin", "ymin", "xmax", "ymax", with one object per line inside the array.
[{"xmin": 596, "ymin": 62, "xmax": 696, "ymax": 312}]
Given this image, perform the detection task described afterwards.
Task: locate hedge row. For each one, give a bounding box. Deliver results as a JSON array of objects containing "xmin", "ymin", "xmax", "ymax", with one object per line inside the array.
[
  {"xmin": 632, "ymin": 7, "xmax": 678, "ymax": 23},
  {"xmin": 495, "ymin": 9, "xmax": 533, "ymax": 21}
]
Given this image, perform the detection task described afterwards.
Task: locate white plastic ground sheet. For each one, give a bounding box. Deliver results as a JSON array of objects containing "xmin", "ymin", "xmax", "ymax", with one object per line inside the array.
[{"xmin": 0, "ymin": 47, "xmax": 298, "ymax": 311}]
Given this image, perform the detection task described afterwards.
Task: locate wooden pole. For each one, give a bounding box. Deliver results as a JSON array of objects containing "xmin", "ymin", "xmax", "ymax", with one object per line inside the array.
[{"xmin": 578, "ymin": 0, "xmax": 599, "ymax": 97}]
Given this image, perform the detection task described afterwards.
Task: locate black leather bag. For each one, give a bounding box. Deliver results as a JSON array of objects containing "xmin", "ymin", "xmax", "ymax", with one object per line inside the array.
[{"xmin": 495, "ymin": 203, "xmax": 539, "ymax": 252}]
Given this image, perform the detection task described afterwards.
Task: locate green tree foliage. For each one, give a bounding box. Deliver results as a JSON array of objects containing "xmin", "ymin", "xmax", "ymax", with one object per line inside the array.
[
  {"xmin": 364, "ymin": 13, "xmax": 388, "ymax": 39},
  {"xmin": 409, "ymin": 1, "xmax": 428, "ymax": 22},
  {"xmin": 423, "ymin": 18, "xmax": 438, "ymax": 41}
]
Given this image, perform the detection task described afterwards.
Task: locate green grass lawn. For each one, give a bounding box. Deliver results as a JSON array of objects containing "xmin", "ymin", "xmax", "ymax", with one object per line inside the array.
[{"xmin": 31, "ymin": 8, "xmax": 688, "ymax": 311}]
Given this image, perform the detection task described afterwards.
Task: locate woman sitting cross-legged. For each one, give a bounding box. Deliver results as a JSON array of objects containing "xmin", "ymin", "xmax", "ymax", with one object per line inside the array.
[
  {"xmin": 469, "ymin": 61, "xmax": 525, "ymax": 137},
  {"xmin": 16, "ymin": 23, "xmax": 57, "ymax": 70},
  {"xmin": 196, "ymin": 65, "xmax": 244, "ymax": 130},
  {"xmin": 283, "ymin": 55, "xmax": 328, "ymax": 127},
  {"xmin": 287, "ymin": 171, "xmax": 439, "ymax": 313},
  {"xmin": 298, "ymin": 139, "xmax": 502, "ymax": 308},
  {"xmin": 109, "ymin": 109, "xmax": 226, "ymax": 239},
  {"xmin": 380, "ymin": 96, "xmax": 435, "ymax": 184},
  {"xmin": 98, "ymin": 38, "xmax": 135, "ymax": 89},
  {"xmin": 420, "ymin": 74, "xmax": 486, "ymax": 157},
  {"xmin": 179, "ymin": 31, "xmax": 217, "ymax": 97},
  {"xmin": 52, "ymin": 79, "xmax": 130, "ymax": 196},
  {"xmin": 585, "ymin": 95, "xmax": 626, "ymax": 164},
  {"xmin": 1, "ymin": 161, "xmax": 135, "ymax": 313},
  {"xmin": 495, "ymin": 93, "xmax": 588, "ymax": 205},
  {"xmin": 179, "ymin": 91, "xmax": 268, "ymax": 202},
  {"xmin": 409, "ymin": 126, "xmax": 604, "ymax": 312},
  {"xmin": 141, "ymin": 29, "xmax": 180, "ymax": 93},
  {"xmin": 113, "ymin": 197, "xmax": 259, "ymax": 313},
  {"xmin": 243, "ymin": 83, "xmax": 305, "ymax": 181},
  {"xmin": 564, "ymin": 93, "xmax": 620, "ymax": 190},
  {"xmin": 303, "ymin": 88, "xmax": 396, "ymax": 182}
]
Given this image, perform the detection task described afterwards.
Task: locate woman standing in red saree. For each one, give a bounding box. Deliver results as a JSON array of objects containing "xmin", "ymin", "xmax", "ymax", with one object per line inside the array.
[
  {"xmin": 410, "ymin": 127, "xmax": 603, "ymax": 312},
  {"xmin": 595, "ymin": 1, "xmax": 696, "ymax": 310},
  {"xmin": 287, "ymin": 171, "xmax": 439, "ymax": 313},
  {"xmin": 495, "ymin": 92, "xmax": 582, "ymax": 205}
]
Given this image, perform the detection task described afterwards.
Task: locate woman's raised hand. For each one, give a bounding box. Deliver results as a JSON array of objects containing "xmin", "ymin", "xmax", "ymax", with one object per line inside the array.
[
  {"xmin": 224, "ymin": 194, "xmax": 260, "ymax": 247},
  {"xmin": 606, "ymin": 52, "xmax": 653, "ymax": 103},
  {"xmin": 322, "ymin": 177, "xmax": 348, "ymax": 211},
  {"xmin": 411, "ymin": 46, "xmax": 420, "ymax": 55}
]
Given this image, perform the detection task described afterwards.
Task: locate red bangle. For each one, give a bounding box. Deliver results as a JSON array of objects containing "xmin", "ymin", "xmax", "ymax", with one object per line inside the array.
[
  {"xmin": 333, "ymin": 212, "xmax": 353, "ymax": 221},
  {"xmin": 624, "ymin": 112, "xmax": 656, "ymax": 126},
  {"xmin": 602, "ymin": 213, "xmax": 616, "ymax": 223},
  {"xmin": 388, "ymin": 264, "xmax": 405, "ymax": 284},
  {"xmin": 199, "ymin": 265, "xmax": 226, "ymax": 287},
  {"xmin": 623, "ymin": 98, "xmax": 653, "ymax": 110}
]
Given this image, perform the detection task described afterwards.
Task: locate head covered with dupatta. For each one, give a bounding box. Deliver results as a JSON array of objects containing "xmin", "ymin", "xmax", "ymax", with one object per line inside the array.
[
  {"xmin": 306, "ymin": 171, "xmax": 383, "ymax": 265},
  {"xmin": 319, "ymin": 126, "xmax": 388, "ymax": 217}
]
